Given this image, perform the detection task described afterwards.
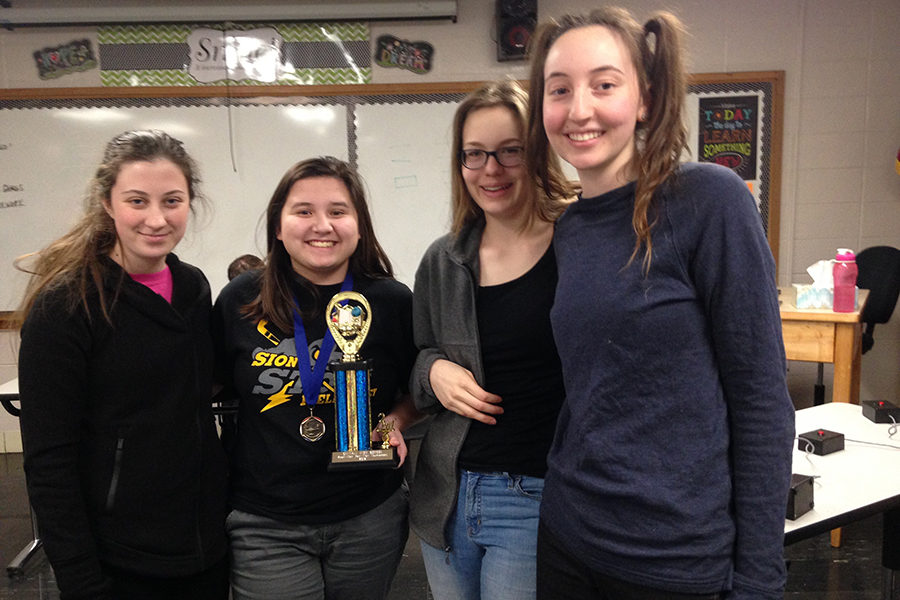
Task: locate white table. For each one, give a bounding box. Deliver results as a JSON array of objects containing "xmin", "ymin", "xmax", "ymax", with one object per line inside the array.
[
  {"xmin": 0, "ymin": 377, "xmax": 18, "ymax": 395},
  {"xmin": 785, "ymin": 402, "xmax": 900, "ymax": 539},
  {"xmin": 0, "ymin": 378, "xmax": 19, "ymax": 418},
  {"xmin": 784, "ymin": 402, "xmax": 900, "ymax": 599}
]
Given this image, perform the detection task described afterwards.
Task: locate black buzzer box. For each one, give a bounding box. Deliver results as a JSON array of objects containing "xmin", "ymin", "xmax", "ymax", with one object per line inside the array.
[{"xmin": 786, "ymin": 473, "xmax": 814, "ymax": 520}]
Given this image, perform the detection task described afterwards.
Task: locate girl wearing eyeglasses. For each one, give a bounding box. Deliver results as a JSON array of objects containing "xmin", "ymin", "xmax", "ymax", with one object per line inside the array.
[{"xmin": 408, "ymin": 79, "xmax": 575, "ymax": 600}]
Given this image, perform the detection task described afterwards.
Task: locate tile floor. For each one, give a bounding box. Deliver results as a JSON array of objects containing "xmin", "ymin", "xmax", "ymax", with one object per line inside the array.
[{"xmin": 0, "ymin": 449, "xmax": 892, "ymax": 599}]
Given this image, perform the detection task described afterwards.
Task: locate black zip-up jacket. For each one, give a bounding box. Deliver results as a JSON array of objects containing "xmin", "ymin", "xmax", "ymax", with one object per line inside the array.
[{"xmin": 19, "ymin": 254, "xmax": 228, "ymax": 600}]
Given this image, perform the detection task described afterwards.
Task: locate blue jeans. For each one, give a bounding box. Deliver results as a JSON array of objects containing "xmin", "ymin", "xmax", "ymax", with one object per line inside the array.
[
  {"xmin": 420, "ymin": 469, "xmax": 544, "ymax": 600},
  {"xmin": 227, "ymin": 485, "xmax": 408, "ymax": 600}
]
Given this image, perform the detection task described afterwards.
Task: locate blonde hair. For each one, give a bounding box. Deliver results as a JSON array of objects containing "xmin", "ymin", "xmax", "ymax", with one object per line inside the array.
[
  {"xmin": 13, "ymin": 130, "xmax": 203, "ymax": 326},
  {"xmin": 527, "ymin": 7, "xmax": 688, "ymax": 268},
  {"xmin": 449, "ymin": 79, "xmax": 574, "ymax": 235}
]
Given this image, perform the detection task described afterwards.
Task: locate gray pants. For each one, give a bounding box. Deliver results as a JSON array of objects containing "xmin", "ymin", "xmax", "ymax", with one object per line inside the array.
[{"xmin": 227, "ymin": 486, "xmax": 409, "ymax": 600}]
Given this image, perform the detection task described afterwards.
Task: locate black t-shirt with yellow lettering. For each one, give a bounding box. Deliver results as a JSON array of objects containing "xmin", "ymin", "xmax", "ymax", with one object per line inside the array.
[{"xmin": 212, "ymin": 270, "xmax": 415, "ymax": 524}]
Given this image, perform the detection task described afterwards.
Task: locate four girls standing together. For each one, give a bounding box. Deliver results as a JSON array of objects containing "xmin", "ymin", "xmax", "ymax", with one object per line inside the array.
[{"xmin": 15, "ymin": 6, "xmax": 794, "ymax": 600}]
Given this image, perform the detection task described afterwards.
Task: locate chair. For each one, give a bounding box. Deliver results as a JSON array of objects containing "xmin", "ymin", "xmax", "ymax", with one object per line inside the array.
[
  {"xmin": 0, "ymin": 385, "xmax": 44, "ymax": 578},
  {"xmin": 812, "ymin": 246, "xmax": 900, "ymax": 407},
  {"xmin": 855, "ymin": 246, "xmax": 900, "ymax": 354}
]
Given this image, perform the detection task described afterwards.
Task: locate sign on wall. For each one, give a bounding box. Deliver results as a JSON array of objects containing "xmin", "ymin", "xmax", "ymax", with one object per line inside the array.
[
  {"xmin": 187, "ymin": 27, "xmax": 284, "ymax": 83},
  {"xmin": 33, "ymin": 39, "xmax": 98, "ymax": 80},
  {"xmin": 698, "ymin": 95, "xmax": 758, "ymax": 181},
  {"xmin": 97, "ymin": 23, "xmax": 371, "ymax": 86},
  {"xmin": 374, "ymin": 35, "xmax": 434, "ymax": 74},
  {"xmin": 686, "ymin": 72, "xmax": 784, "ymax": 263}
]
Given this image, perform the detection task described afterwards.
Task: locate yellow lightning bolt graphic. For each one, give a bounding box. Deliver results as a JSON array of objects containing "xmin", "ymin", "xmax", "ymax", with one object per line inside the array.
[
  {"xmin": 261, "ymin": 381, "xmax": 296, "ymax": 412},
  {"xmin": 259, "ymin": 378, "xmax": 366, "ymax": 413}
]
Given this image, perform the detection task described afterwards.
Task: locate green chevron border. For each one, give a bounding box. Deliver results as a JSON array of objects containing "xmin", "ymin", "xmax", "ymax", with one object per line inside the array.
[
  {"xmin": 276, "ymin": 22, "xmax": 369, "ymax": 42},
  {"xmin": 98, "ymin": 23, "xmax": 368, "ymax": 45},
  {"xmin": 100, "ymin": 68, "xmax": 371, "ymax": 87},
  {"xmin": 101, "ymin": 70, "xmax": 195, "ymax": 87},
  {"xmin": 98, "ymin": 25, "xmax": 193, "ymax": 44}
]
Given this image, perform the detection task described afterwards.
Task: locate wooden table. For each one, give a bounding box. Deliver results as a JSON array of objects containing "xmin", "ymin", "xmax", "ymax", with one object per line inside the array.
[{"xmin": 779, "ymin": 287, "xmax": 868, "ymax": 405}]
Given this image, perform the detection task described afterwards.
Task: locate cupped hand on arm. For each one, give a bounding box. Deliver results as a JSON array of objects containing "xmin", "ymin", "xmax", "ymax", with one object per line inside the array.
[{"xmin": 429, "ymin": 359, "xmax": 502, "ymax": 425}]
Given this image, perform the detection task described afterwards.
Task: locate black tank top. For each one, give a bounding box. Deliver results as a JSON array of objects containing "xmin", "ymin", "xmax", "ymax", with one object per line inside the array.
[{"xmin": 458, "ymin": 244, "xmax": 565, "ymax": 477}]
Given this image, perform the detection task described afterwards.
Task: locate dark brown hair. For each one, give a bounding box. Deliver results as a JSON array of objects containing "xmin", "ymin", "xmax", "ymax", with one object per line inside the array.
[
  {"xmin": 227, "ymin": 254, "xmax": 264, "ymax": 280},
  {"xmin": 243, "ymin": 156, "xmax": 392, "ymax": 331}
]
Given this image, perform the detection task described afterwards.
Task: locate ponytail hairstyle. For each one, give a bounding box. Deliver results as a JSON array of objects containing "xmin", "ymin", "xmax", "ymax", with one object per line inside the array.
[
  {"xmin": 243, "ymin": 156, "xmax": 393, "ymax": 332},
  {"xmin": 13, "ymin": 129, "xmax": 203, "ymax": 327},
  {"xmin": 527, "ymin": 6, "xmax": 688, "ymax": 269}
]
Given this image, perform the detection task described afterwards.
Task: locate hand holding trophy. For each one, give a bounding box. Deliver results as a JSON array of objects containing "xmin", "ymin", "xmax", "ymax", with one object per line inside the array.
[{"xmin": 326, "ymin": 291, "xmax": 400, "ymax": 470}]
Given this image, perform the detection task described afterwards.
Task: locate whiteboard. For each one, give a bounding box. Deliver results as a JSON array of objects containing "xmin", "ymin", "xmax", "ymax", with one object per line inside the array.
[
  {"xmin": 0, "ymin": 91, "xmax": 467, "ymax": 310},
  {"xmin": 356, "ymin": 100, "xmax": 458, "ymax": 285}
]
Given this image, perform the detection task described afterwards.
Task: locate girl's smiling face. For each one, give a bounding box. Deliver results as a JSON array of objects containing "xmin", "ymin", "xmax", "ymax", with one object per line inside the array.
[
  {"xmin": 460, "ymin": 105, "xmax": 528, "ymax": 224},
  {"xmin": 542, "ymin": 25, "xmax": 647, "ymax": 197},
  {"xmin": 276, "ymin": 176, "xmax": 360, "ymax": 285},
  {"xmin": 105, "ymin": 159, "xmax": 191, "ymax": 273}
]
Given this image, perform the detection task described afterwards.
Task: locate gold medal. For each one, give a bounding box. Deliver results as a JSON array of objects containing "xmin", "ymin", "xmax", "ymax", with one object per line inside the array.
[{"xmin": 300, "ymin": 413, "xmax": 326, "ymax": 442}]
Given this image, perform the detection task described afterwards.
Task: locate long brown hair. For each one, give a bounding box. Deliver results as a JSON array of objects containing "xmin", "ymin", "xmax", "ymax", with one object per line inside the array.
[
  {"xmin": 449, "ymin": 79, "xmax": 574, "ymax": 235},
  {"xmin": 13, "ymin": 129, "xmax": 204, "ymax": 326},
  {"xmin": 527, "ymin": 7, "xmax": 688, "ymax": 268},
  {"xmin": 243, "ymin": 156, "xmax": 392, "ymax": 332}
]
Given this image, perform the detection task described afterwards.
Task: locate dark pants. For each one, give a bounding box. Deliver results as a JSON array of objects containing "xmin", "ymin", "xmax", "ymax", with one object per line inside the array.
[
  {"xmin": 536, "ymin": 521, "xmax": 722, "ymax": 600},
  {"xmin": 227, "ymin": 486, "xmax": 409, "ymax": 600},
  {"xmin": 104, "ymin": 554, "xmax": 229, "ymax": 600}
]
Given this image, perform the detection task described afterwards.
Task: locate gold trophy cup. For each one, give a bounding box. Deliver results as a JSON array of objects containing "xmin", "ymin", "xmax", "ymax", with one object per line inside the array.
[{"xmin": 326, "ymin": 291, "xmax": 398, "ymax": 470}]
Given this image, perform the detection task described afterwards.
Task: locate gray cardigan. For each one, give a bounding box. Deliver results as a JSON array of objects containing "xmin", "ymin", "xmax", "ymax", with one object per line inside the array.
[{"xmin": 408, "ymin": 218, "xmax": 485, "ymax": 550}]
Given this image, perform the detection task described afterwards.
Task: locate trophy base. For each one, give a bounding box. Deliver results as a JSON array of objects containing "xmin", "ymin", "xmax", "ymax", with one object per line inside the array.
[{"xmin": 328, "ymin": 447, "xmax": 399, "ymax": 471}]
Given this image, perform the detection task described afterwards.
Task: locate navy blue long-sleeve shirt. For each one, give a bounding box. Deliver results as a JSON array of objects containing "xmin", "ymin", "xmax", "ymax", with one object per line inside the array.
[{"xmin": 544, "ymin": 163, "xmax": 794, "ymax": 599}]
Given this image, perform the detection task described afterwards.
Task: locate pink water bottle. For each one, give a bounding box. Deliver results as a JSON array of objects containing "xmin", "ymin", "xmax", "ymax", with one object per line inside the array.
[{"xmin": 832, "ymin": 248, "xmax": 858, "ymax": 312}]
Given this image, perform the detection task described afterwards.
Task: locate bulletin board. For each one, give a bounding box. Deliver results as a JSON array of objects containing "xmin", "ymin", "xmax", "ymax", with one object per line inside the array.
[{"xmin": 686, "ymin": 71, "xmax": 784, "ymax": 264}]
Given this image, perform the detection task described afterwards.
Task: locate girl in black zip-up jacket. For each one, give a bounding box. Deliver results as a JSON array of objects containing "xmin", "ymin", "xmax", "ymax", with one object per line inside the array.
[{"xmin": 15, "ymin": 130, "xmax": 229, "ymax": 600}]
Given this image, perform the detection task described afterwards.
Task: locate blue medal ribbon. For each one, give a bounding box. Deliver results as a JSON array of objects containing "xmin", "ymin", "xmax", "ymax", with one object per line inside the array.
[{"xmin": 292, "ymin": 272, "xmax": 353, "ymax": 408}]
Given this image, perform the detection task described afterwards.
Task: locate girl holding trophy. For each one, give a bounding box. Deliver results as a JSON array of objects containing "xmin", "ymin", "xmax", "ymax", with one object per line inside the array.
[{"xmin": 213, "ymin": 156, "xmax": 418, "ymax": 600}]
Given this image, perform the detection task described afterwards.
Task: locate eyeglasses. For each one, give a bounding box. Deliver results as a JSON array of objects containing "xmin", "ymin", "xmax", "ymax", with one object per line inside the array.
[{"xmin": 459, "ymin": 146, "xmax": 525, "ymax": 169}]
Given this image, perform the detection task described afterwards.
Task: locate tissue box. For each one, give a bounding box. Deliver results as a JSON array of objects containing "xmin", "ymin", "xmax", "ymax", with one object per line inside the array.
[
  {"xmin": 793, "ymin": 284, "xmax": 833, "ymax": 309},
  {"xmin": 792, "ymin": 284, "xmax": 858, "ymax": 310}
]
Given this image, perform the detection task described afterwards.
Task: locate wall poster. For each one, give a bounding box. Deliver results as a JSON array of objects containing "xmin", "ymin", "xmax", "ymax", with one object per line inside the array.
[
  {"xmin": 687, "ymin": 71, "xmax": 784, "ymax": 263},
  {"xmin": 698, "ymin": 95, "xmax": 758, "ymax": 180}
]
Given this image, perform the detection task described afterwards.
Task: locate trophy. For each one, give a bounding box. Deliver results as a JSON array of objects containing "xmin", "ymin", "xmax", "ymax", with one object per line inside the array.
[{"xmin": 325, "ymin": 291, "xmax": 399, "ymax": 470}]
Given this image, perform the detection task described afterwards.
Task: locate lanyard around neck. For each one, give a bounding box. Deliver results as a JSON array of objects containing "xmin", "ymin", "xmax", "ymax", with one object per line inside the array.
[{"xmin": 292, "ymin": 272, "xmax": 353, "ymax": 407}]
